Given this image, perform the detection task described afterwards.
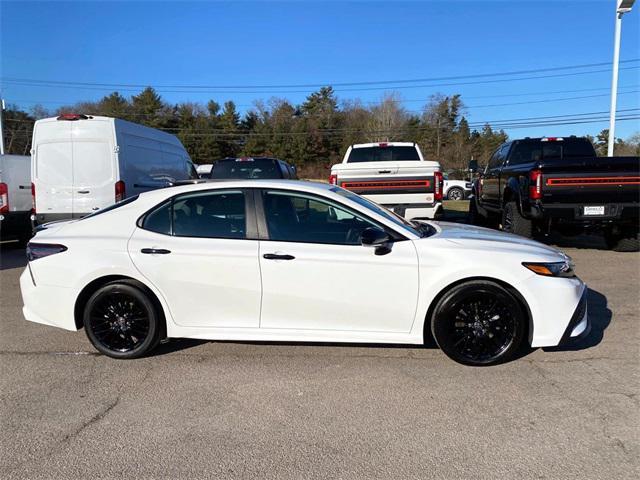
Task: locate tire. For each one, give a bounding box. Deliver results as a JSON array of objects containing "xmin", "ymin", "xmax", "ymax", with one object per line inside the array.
[
  {"xmin": 502, "ymin": 201, "xmax": 532, "ymax": 238},
  {"xmin": 431, "ymin": 280, "xmax": 527, "ymax": 366},
  {"xmin": 83, "ymin": 281, "xmax": 161, "ymax": 359},
  {"xmin": 447, "ymin": 187, "xmax": 464, "ymax": 201},
  {"xmin": 604, "ymin": 229, "xmax": 640, "ymax": 252}
]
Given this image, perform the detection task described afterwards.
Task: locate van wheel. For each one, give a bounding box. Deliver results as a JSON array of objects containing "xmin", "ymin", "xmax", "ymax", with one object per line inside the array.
[
  {"xmin": 502, "ymin": 201, "xmax": 532, "ymax": 237},
  {"xmin": 431, "ymin": 280, "xmax": 526, "ymax": 366},
  {"xmin": 604, "ymin": 229, "xmax": 640, "ymax": 252},
  {"xmin": 84, "ymin": 281, "xmax": 161, "ymax": 359}
]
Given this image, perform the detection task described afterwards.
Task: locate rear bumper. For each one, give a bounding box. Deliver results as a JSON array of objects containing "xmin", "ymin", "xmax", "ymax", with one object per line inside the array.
[
  {"xmin": 20, "ymin": 267, "xmax": 78, "ymax": 331},
  {"xmin": 529, "ymin": 202, "xmax": 639, "ymax": 225}
]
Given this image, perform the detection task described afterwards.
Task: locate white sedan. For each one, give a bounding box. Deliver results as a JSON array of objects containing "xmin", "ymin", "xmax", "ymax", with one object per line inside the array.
[{"xmin": 20, "ymin": 180, "xmax": 589, "ymax": 366}]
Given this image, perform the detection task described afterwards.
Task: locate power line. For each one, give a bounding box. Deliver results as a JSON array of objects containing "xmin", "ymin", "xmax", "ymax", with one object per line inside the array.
[
  {"xmin": 3, "ymin": 65, "xmax": 639, "ymax": 94},
  {"xmin": 2, "ymin": 59, "xmax": 638, "ymax": 90}
]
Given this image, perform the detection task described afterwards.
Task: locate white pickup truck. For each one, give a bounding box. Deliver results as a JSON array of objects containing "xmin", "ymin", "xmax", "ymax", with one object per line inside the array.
[{"xmin": 329, "ymin": 142, "xmax": 443, "ymax": 219}]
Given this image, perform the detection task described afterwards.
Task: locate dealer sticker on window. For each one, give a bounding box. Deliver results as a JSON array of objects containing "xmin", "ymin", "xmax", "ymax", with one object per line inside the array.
[{"xmin": 583, "ymin": 206, "xmax": 605, "ymax": 216}]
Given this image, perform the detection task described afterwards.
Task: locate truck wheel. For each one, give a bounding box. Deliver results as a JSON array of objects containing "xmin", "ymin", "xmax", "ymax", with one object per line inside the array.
[
  {"xmin": 502, "ymin": 201, "xmax": 532, "ymax": 238},
  {"xmin": 604, "ymin": 229, "xmax": 640, "ymax": 252},
  {"xmin": 447, "ymin": 187, "xmax": 464, "ymax": 201}
]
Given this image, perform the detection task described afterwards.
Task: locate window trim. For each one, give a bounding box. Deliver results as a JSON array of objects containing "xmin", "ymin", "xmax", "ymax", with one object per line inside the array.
[
  {"xmin": 254, "ymin": 188, "xmax": 407, "ymax": 246},
  {"xmin": 137, "ymin": 188, "xmax": 257, "ymax": 240}
]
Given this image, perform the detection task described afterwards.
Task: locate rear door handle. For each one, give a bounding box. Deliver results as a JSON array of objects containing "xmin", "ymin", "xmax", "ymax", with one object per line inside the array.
[
  {"xmin": 77, "ymin": 190, "xmax": 90, "ymax": 194},
  {"xmin": 141, "ymin": 248, "xmax": 171, "ymax": 255},
  {"xmin": 378, "ymin": 170, "xmax": 392, "ymax": 174},
  {"xmin": 263, "ymin": 253, "xmax": 295, "ymax": 260}
]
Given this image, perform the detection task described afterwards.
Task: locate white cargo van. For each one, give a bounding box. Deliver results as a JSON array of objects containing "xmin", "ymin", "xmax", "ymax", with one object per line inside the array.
[
  {"xmin": 31, "ymin": 114, "xmax": 197, "ymax": 224},
  {"xmin": 0, "ymin": 154, "xmax": 32, "ymax": 244}
]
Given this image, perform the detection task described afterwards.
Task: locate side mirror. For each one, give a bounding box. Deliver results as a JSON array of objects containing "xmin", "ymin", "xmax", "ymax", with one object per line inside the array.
[
  {"xmin": 360, "ymin": 227, "xmax": 392, "ymax": 255},
  {"xmin": 468, "ymin": 159, "xmax": 478, "ymax": 173}
]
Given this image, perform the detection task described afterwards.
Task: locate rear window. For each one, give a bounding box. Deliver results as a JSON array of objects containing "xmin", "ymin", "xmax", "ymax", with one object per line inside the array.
[
  {"xmin": 210, "ymin": 158, "xmax": 282, "ymax": 179},
  {"xmin": 347, "ymin": 146, "xmax": 420, "ymax": 163},
  {"xmin": 81, "ymin": 195, "xmax": 139, "ymax": 219},
  {"xmin": 510, "ymin": 139, "xmax": 596, "ymax": 164}
]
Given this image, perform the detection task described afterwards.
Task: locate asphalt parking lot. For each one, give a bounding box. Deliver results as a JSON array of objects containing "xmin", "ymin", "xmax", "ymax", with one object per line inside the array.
[{"xmin": 1, "ymin": 220, "xmax": 639, "ymax": 479}]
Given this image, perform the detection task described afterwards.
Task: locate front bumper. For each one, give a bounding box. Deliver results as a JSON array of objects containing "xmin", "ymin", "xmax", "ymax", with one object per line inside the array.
[{"xmin": 558, "ymin": 288, "xmax": 590, "ymax": 345}]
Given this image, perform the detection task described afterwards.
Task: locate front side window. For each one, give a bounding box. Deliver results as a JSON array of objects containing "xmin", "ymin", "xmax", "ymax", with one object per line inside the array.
[
  {"xmin": 262, "ymin": 190, "xmax": 379, "ymax": 245},
  {"xmin": 141, "ymin": 190, "xmax": 246, "ymax": 239}
]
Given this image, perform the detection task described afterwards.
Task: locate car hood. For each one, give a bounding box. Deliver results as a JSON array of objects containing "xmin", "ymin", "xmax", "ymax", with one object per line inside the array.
[{"xmin": 422, "ymin": 221, "xmax": 568, "ymax": 259}]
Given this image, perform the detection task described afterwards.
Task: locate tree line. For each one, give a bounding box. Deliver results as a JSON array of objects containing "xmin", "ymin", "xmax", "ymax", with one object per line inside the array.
[{"xmin": 2, "ymin": 86, "xmax": 638, "ymax": 178}]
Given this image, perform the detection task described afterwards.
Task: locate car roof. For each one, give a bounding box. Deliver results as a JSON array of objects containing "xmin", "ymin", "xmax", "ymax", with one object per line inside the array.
[{"xmin": 140, "ymin": 179, "xmax": 332, "ymax": 201}]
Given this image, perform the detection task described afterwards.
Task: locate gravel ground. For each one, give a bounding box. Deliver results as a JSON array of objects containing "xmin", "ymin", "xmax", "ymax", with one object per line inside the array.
[{"xmin": 1, "ymin": 235, "xmax": 638, "ymax": 479}]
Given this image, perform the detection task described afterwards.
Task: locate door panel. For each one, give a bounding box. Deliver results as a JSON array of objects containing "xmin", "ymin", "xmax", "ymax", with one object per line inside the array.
[
  {"xmin": 35, "ymin": 142, "xmax": 73, "ymax": 216},
  {"xmin": 258, "ymin": 240, "xmax": 419, "ymax": 332},
  {"xmin": 257, "ymin": 189, "xmax": 419, "ymax": 333},
  {"xmin": 72, "ymin": 141, "xmax": 114, "ymax": 215},
  {"xmin": 128, "ymin": 189, "xmax": 261, "ymax": 328}
]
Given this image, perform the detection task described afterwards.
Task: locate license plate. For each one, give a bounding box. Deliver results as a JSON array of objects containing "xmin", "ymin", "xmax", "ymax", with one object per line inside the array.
[
  {"xmin": 425, "ymin": 193, "xmax": 434, "ymax": 203},
  {"xmin": 583, "ymin": 206, "xmax": 605, "ymax": 216}
]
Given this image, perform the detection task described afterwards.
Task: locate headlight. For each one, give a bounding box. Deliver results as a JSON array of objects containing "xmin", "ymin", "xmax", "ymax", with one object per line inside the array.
[{"xmin": 522, "ymin": 261, "xmax": 575, "ymax": 278}]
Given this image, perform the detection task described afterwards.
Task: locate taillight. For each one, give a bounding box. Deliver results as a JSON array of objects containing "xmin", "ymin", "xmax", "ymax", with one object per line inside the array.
[
  {"xmin": 26, "ymin": 243, "xmax": 67, "ymax": 261},
  {"xmin": 115, "ymin": 180, "xmax": 126, "ymax": 202},
  {"xmin": 0, "ymin": 182, "xmax": 8, "ymax": 214},
  {"xmin": 31, "ymin": 182, "xmax": 36, "ymax": 213},
  {"xmin": 434, "ymin": 171, "xmax": 443, "ymax": 201},
  {"xmin": 328, "ymin": 174, "xmax": 337, "ymax": 185},
  {"xmin": 529, "ymin": 169, "xmax": 543, "ymax": 200}
]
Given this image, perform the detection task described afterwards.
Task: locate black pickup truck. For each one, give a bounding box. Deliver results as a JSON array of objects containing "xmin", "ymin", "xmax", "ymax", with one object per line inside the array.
[{"xmin": 468, "ymin": 136, "xmax": 640, "ymax": 251}]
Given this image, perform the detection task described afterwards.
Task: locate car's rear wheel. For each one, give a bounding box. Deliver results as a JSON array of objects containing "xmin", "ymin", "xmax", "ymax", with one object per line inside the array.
[
  {"xmin": 502, "ymin": 201, "xmax": 532, "ymax": 238},
  {"xmin": 84, "ymin": 281, "xmax": 161, "ymax": 359},
  {"xmin": 431, "ymin": 281, "xmax": 526, "ymax": 366},
  {"xmin": 447, "ymin": 187, "xmax": 464, "ymax": 201}
]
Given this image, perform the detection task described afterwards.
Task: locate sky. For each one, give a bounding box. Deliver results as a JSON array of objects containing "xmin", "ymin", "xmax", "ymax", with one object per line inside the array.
[{"xmin": 1, "ymin": 0, "xmax": 639, "ymax": 139}]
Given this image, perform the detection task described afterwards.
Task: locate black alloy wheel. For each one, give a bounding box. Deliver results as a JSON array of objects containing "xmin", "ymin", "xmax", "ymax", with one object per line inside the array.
[
  {"xmin": 502, "ymin": 201, "xmax": 532, "ymax": 238},
  {"xmin": 84, "ymin": 281, "xmax": 161, "ymax": 359},
  {"xmin": 431, "ymin": 281, "xmax": 526, "ymax": 366}
]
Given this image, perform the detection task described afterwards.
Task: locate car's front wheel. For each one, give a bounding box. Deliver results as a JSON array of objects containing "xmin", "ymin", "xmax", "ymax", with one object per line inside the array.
[
  {"xmin": 431, "ymin": 280, "xmax": 527, "ymax": 366},
  {"xmin": 84, "ymin": 281, "xmax": 161, "ymax": 359}
]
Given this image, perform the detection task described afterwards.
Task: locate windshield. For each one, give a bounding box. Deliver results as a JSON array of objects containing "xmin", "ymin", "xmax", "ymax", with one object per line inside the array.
[
  {"xmin": 331, "ymin": 187, "xmax": 429, "ymax": 237},
  {"xmin": 211, "ymin": 158, "xmax": 282, "ymax": 179},
  {"xmin": 347, "ymin": 146, "xmax": 420, "ymax": 162}
]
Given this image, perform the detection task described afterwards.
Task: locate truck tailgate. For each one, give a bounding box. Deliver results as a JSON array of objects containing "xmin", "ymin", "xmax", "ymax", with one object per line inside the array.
[
  {"xmin": 542, "ymin": 157, "xmax": 640, "ymax": 204},
  {"xmin": 333, "ymin": 161, "xmax": 439, "ymax": 195}
]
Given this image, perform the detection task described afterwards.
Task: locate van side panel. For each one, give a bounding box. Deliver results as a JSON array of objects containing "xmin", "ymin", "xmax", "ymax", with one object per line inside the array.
[
  {"xmin": 0, "ymin": 155, "xmax": 31, "ymax": 212},
  {"xmin": 114, "ymin": 118, "xmax": 192, "ymax": 195}
]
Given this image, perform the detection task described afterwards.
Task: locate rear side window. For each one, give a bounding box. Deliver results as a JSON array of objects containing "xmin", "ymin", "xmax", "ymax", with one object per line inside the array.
[
  {"xmin": 347, "ymin": 146, "xmax": 420, "ymax": 162},
  {"xmin": 142, "ymin": 200, "xmax": 171, "ymax": 234},
  {"xmin": 141, "ymin": 191, "xmax": 246, "ymax": 239},
  {"xmin": 211, "ymin": 159, "xmax": 282, "ymax": 179}
]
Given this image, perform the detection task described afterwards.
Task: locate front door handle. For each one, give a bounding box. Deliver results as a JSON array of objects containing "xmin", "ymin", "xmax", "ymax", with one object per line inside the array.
[
  {"xmin": 263, "ymin": 253, "xmax": 295, "ymax": 260},
  {"xmin": 141, "ymin": 248, "xmax": 171, "ymax": 255},
  {"xmin": 77, "ymin": 190, "xmax": 90, "ymax": 194},
  {"xmin": 378, "ymin": 170, "xmax": 392, "ymax": 174}
]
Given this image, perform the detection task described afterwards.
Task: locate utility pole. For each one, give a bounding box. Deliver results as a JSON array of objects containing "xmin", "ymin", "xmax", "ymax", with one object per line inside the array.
[
  {"xmin": 0, "ymin": 97, "xmax": 5, "ymax": 155},
  {"xmin": 608, "ymin": 0, "xmax": 636, "ymax": 156}
]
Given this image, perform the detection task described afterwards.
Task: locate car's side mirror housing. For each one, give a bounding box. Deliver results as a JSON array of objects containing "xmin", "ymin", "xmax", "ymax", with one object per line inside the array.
[
  {"xmin": 361, "ymin": 227, "xmax": 392, "ymax": 255},
  {"xmin": 468, "ymin": 159, "xmax": 478, "ymax": 173}
]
